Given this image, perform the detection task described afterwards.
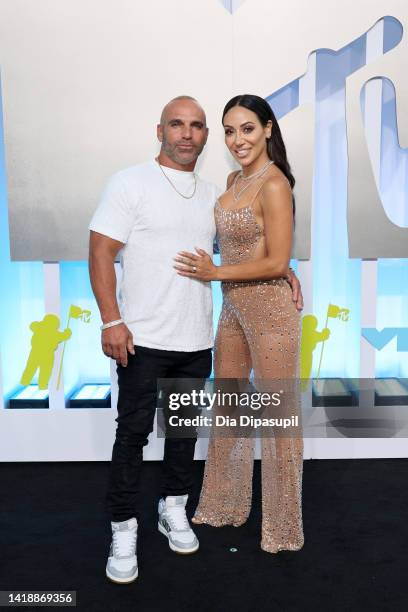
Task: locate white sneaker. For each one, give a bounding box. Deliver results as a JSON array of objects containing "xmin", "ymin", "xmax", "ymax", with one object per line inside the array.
[
  {"xmin": 158, "ymin": 495, "xmax": 199, "ymax": 554},
  {"xmin": 106, "ymin": 517, "xmax": 138, "ymax": 583}
]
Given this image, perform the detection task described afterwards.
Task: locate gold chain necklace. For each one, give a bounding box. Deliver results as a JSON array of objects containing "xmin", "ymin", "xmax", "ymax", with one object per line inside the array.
[
  {"xmin": 232, "ymin": 160, "xmax": 274, "ymax": 202},
  {"xmin": 155, "ymin": 158, "xmax": 197, "ymax": 199},
  {"xmin": 239, "ymin": 159, "xmax": 274, "ymax": 181}
]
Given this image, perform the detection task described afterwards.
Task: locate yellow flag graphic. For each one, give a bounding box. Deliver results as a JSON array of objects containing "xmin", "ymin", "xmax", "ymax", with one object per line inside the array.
[
  {"xmin": 327, "ymin": 303, "xmax": 349, "ymax": 321},
  {"xmin": 56, "ymin": 305, "xmax": 92, "ymax": 389},
  {"xmin": 69, "ymin": 304, "xmax": 83, "ymax": 319},
  {"xmin": 69, "ymin": 304, "xmax": 91, "ymax": 322},
  {"xmin": 316, "ymin": 303, "xmax": 350, "ymax": 379}
]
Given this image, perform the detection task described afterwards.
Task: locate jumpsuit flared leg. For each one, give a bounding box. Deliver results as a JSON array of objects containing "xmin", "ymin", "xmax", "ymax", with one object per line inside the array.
[
  {"xmin": 193, "ymin": 304, "xmax": 255, "ymax": 527},
  {"xmin": 194, "ymin": 281, "xmax": 304, "ymax": 552}
]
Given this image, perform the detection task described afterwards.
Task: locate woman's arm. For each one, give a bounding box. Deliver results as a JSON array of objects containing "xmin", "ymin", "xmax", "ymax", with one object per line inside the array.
[{"xmin": 175, "ymin": 175, "xmax": 293, "ymax": 282}]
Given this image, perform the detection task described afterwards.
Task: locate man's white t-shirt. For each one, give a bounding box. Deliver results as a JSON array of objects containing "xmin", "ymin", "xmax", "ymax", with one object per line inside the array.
[{"xmin": 89, "ymin": 159, "xmax": 221, "ymax": 351}]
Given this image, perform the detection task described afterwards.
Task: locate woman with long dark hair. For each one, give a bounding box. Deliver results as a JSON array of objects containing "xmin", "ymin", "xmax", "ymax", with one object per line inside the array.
[{"xmin": 174, "ymin": 94, "xmax": 304, "ymax": 553}]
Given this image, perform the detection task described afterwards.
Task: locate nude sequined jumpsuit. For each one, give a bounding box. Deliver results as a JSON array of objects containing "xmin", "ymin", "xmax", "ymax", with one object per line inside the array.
[{"xmin": 192, "ymin": 180, "xmax": 304, "ymax": 554}]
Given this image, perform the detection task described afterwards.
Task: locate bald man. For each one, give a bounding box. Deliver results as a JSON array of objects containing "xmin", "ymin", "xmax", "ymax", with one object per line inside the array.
[{"xmin": 89, "ymin": 96, "xmax": 303, "ymax": 583}]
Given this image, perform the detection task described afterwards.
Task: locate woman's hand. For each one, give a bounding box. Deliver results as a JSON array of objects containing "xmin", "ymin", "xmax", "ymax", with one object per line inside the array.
[
  {"xmin": 173, "ymin": 247, "xmax": 219, "ymax": 281},
  {"xmin": 285, "ymin": 268, "xmax": 304, "ymax": 311}
]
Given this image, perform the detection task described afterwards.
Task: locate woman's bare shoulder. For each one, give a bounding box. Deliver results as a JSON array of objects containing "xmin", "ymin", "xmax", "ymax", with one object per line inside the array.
[{"xmin": 259, "ymin": 171, "xmax": 292, "ymax": 211}]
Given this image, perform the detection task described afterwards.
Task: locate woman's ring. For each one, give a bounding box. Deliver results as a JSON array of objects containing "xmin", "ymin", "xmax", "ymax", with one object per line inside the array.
[{"xmin": 192, "ymin": 266, "xmax": 197, "ymax": 273}]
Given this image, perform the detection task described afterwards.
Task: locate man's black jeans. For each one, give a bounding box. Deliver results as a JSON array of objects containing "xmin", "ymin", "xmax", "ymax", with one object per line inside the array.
[{"xmin": 106, "ymin": 345, "xmax": 212, "ymax": 522}]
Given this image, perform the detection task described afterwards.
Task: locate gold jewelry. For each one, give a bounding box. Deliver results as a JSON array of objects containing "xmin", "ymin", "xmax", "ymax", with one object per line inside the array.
[
  {"xmin": 232, "ymin": 175, "xmax": 256, "ymax": 202},
  {"xmin": 156, "ymin": 158, "xmax": 197, "ymax": 199},
  {"xmin": 232, "ymin": 160, "xmax": 274, "ymax": 202},
  {"xmin": 239, "ymin": 159, "xmax": 274, "ymax": 181}
]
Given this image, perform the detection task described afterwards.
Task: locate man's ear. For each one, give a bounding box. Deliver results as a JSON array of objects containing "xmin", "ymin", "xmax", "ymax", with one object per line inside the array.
[{"xmin": 157, "ymin": 124, "xmax": 163, "ymax": 142}]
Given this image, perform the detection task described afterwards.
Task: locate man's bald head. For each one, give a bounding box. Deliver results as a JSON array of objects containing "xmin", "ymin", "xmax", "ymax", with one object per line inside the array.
[
  {"xmin": 157, "ymin": 96, "xmax": 209, "ymax": 169},
  {"xmin": 159, "ymin": 95, "xmax": 207, "ymax": 126}
]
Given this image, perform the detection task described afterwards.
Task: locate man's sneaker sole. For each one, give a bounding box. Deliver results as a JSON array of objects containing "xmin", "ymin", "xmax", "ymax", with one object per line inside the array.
[
  {"xmin": 106, "ymin": 566, "xmax": 138, "ymax": 584},
  {"xmin": 158, "ymin": 521, "xmax": 199, "ymax": 554}
]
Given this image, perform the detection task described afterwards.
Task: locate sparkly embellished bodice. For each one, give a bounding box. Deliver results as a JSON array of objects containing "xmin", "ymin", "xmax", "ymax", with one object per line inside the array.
[{"xmin": 215, "ymin": 200, "xmax": 263, "ymax": 265}]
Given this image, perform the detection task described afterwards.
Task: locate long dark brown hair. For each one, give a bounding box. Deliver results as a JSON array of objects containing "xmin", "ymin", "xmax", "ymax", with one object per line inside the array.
[{"xmin": 222, "ymin": 94, "xmax": 296, "ymax": 217}]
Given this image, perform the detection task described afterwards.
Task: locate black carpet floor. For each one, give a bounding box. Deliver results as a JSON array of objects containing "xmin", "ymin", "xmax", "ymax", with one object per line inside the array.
[{"xmin": 1, "ymin": 459, "xmax": 407, "ymax": 612}]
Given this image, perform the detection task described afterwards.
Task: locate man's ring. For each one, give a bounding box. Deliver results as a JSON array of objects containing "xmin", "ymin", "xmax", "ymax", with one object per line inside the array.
[{"xmin": 192, "ymin": 266, "xmax": 197, "ymax": 273}]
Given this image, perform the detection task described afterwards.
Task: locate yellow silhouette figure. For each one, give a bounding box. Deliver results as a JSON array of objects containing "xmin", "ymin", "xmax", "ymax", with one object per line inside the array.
[
  {"xmin": 300, "ymin": 315, "xmax": 330, "ymax": 392},
  {"xmin": 20, "ymin": 314, "xmax": 72, "ymax": 390}
]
